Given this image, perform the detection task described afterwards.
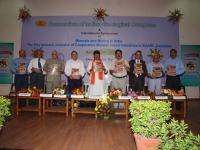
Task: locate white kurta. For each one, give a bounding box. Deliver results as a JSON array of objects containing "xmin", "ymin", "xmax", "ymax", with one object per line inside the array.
[{"xmin": 87, "ymin": 60, "xmax": 108, "ymax": 96}]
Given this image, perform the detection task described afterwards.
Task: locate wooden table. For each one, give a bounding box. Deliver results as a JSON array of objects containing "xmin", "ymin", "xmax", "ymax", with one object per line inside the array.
[
  {"xmin": 71, "ymin": 98, "xmax": 98, "ymax": 117},
  {"xmin": 16, "ymin": 96, "xmax": 42, "ymax": 115},
  {"xmin": 112, "ymin": 99, "xmax": 130, "ymax": 118},
  {"xmin": 162, "ymin": 99, "xmax": 186, "ymax": 117},
  {"xmin": 43, "ymin": 97, "xmax": 70, "ymax": 116}
]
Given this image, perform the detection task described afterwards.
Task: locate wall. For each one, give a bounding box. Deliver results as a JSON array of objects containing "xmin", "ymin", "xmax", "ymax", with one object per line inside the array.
[{"xmin": 0, "ymin": 0, "xmax": 199, "ymax": 98}]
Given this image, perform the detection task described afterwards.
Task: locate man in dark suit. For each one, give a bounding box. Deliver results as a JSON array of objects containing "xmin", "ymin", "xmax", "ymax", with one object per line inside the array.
[{"xmin": 129, "ymin": 50, "xmax": 147, "ymax": 92}]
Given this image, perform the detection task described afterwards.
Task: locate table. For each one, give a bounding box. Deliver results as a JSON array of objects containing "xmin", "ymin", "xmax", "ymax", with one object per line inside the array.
[
  {"xmin": 16, "ymin": 96, "xmax": 42, "ymax": 115},
  {"xmin": 43, "ymin": 97, "xmax": 70, "ymax": 116},
  {"xmin": 112, "ymin": 99, "xmax": 130, "ymax": 118},
  {"xmin": 71, "ymin": 98, "xmax": 98, "ymax": 117},
  {"xmin": 162, "ymin": 99, "xmax": 186, "ymax": 117}
]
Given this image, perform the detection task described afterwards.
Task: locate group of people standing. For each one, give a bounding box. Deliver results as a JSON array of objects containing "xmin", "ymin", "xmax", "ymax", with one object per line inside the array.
[{"xmin": 11, "ymin": 48, "xmax": 185, "ymax": 102}]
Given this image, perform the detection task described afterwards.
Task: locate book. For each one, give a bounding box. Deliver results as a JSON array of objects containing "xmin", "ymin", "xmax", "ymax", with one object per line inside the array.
[
  {"xmin": 167, "ymin": 65, "xmax": 176, "ymax": 76},
  {"xmin": 95, "ymin": 60, "xmax": 103, "ymax": 72},
  {"xmin": 71, "ymin": 68, "xmax": 79, "ymax": 75},
  {"xmin": 152, "ymin": 67, "xmax": 161, "ymax": 78},
  {"xmin": 115, "ymin": 60, "xmax": 123, "ymax": 73},
  {"xmin": 49, "ymin": 64, "xmax": 58, "ymax": 75},
  {"xmin": 134, "ymin": 63, "xmax": 142, "ymax": 74},
  {"xmin": 18, "ymin": 62, "xmax": 26, "ymax": 72}
]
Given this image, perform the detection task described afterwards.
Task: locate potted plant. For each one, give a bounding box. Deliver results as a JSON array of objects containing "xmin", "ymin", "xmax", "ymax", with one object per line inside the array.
[
  {"xmin": 0, "ymin": 96, "xmax": 11, "ymax": 133},
  {"xmin": 129, "ymin": 100, "xmax": 171, "ymax": 150},
  {"xmin": 159, "ymin": 118, "xmax": 200, "ymax": 149}
]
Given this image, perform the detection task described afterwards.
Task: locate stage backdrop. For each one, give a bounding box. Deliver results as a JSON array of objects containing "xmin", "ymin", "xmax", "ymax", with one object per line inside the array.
[
  {"xmin": 0, "ymin": 43, "xmax": 14, "ymax": 84},
  {"xmin": 21, "ymin": 16, "xmax": 179, "ymax": 84},
  {"xmin": 181, "ymin": 45, "xmax": 200, "ymax": 86}
]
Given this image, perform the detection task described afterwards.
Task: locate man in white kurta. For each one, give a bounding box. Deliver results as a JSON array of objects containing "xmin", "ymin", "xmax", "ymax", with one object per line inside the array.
[
  {"xmin": 65, "ymin": 51, "xmax": 85, "ymax": 93},
  {"xmin": 87, "ymin": 50, "xmax": 108, "ymax": 96}
]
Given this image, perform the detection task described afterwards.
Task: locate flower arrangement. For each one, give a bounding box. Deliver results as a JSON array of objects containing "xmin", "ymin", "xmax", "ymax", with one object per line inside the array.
[
  {"xmin": 16, "ymin": 86, "xmax": 44, "ymax": 97},
  {"xmin": 109, "ymin": 89, "xmax": 122, "ymax": 99},
  {"xmin": 31, "ymin": 47, "xmax": 44, "ymax": 58},
  {"xmin": 127, "ymin": 90, "xmax": 156, "ymax": 100},
  {"xmin": 93, "ymin": 8, "xmax": 109, "ymax": 21},
  {"xmin": 168, "ymin": 8, "xmax": 184, "ymax": 24},
  {"xmin": 147, "ymin": 47, "xmax": 163, "ymax": 60},
  {"xmin": 72, "ymin": 88, "xmax": 85, "ymax": 95},
  {"xmin": 52, "ymin": 88, "xmax": 65, "ymax": 95},
  {"xmin": 17, "ymin": 5, "xmax": 31, "ymax": 21},
  {"xmin": 95, "ymin": 93, "xmax": 115, "ymax": 119},
  {"xmin": 160, "ymin": 89, "xmax": 183, "ymax": 99}
]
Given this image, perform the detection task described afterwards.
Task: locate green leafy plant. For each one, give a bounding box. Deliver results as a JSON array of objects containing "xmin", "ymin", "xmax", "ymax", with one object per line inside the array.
[
  {"xmin": 129, "ymin": 100, "xmax": 171, "ymax": 138},
  {"xmin": 0, "ymin": 96, "xmax": 11, "ymax": 127},
  {"xmin": 159, "ymin": 118, "xmax": 200, "ymax": 150}
]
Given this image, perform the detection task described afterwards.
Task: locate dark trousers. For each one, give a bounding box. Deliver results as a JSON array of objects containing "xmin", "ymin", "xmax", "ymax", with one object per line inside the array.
[
  {"xmin": 68, "ymin": 77, "xmax": 82, "ymax": 93},
  {"xmin": 130, "ymin": 76, "xmax": 144, "ymax": 92},
  {"xmin": 30, "ymin": 72, "xmax": 44, "ymax": 90},
  {"xmin": 166, "ymin": 75, "xmax": 181, "ymax": 109},
  {"xmin": 15, "ymin": 74, "xmax": 28, "ymax": 92},
  {"xmin": 166, "ymin": 75, "xmax": 181, "ymax": 91}
]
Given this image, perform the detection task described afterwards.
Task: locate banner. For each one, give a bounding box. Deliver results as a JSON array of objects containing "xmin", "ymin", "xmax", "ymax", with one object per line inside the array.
[
  {"xmin": 0, "ymin": 43, "xmax": 14, "ymax": 84},
  {"xmin": 21, "ymin": 16, "xmax": 179, "ymax": 83},
  {"xmin": 181, "ymin": 45, "xmax": 200, "ymax": 86}
]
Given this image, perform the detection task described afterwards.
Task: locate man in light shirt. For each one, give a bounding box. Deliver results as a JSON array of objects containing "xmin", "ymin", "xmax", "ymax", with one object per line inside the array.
[
  {"xmin": 28, "ymin": 50, "xmax": 46, "ymax": 90},
  {"xmin": 65, "ymin": 51, "xmax": 85, "ymax": 94},
  {"xmin": 109, "ymin": 49, "xmax": 130, "ymax": 94},
  {"xmin": 147, "ymin": 55, "xmax": 165, "ymax": 95}
]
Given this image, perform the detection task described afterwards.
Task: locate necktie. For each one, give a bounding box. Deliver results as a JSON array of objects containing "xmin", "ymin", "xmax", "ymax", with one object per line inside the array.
[
  {"xmin": 38, "ymin": 58, "xmax": 42, "ymax": 70},
  {"xmin": 137, "ymin": 60, "xmax": 139, "ymax": 63}
]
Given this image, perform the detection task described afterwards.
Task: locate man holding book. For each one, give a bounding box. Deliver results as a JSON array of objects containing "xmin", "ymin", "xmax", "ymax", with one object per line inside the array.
[
  {"xmin": 87, "ymin": 50, "xmax": 108, "ymax": 96},
  {"xmin": 28, "ymin": 50, "xmax": 46, "ymax": 90},
  {"xmin": 164, "ymin": 49, "xmax": 185, "ymax": 90},
  {"xmin": 65, "ymin": 51, "xmax": 85, "ymax": 93},
  {"xmin": 129, "ymin": 50, "xmax": 147, "ymax": 92},
  {"xmin": 11, "ymin": 49, "xmax": 30, "ymax": 93},
  {"xmin": 43, "ymin": 50, "xmax": 65, "ymax": 93},
  {"xmin": 147, "ymin": 55, "xmax": 165, "ymax": 95},
  {"xmin": 109, "ymin": 49, "xmax": 130, "ymax": 94},
  {"xmin": 164, "ymin": 49, "xmax": 185, "ymax": 109}
]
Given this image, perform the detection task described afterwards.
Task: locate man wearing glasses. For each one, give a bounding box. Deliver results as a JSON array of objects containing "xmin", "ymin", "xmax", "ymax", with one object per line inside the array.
[
  {"xmin": 43, "ymin": 50, "xmax": 65, "ymax": 94},
  {"xmin": 129, "ymin": 50, "xmax": 147, "ymax": 92}
]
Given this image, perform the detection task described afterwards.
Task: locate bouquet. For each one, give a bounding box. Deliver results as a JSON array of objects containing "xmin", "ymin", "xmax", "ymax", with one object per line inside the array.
[
  {"xmin": 95, "ymin": 93, "xmax": 115, "ymax": 119},
  {"xmin": 52, "ymin": 88, "xmax": 65, "ymax": 95},
  {"xmin": 17, "ymin": 5, "xmax": 31, "ymax": 21},
  {"xmin": 127, "ymin": 90, "xmax": 156, "ymax": 100},
  {"xmin": 17, "ymin": 86, "xmax": 44, "ymax": 97},
  {"xmin": 109, "ymin": 88, "xmax": 122, "ymax": 99},
  {"xmin": 168, "ymin": 8, "xmax": 184, "ymax": 24},
  {"xmin": 71, "ymin": 88, "xmax": 85, "ymax": 95},
  {"xmin": 147, "ymin": 47, "xmax": 163, "ymax": 60},
  {"xmin": 93, "ymin": 8, "xmax": 109, "ymax": 21}
]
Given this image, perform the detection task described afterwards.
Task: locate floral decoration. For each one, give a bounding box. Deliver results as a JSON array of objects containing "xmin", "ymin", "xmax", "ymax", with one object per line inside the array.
[
  {"xmin": 31, "ymin": 47, "xmax": 44, "ymax": 58},
  {"xmin": 16, "ymin": 86, "xmax": 44, "ymax": 97},
  {"xmin": 147, "ymin": 47, "xmax": 163, "ymax": 60},
  {"xmin": 168, "ymin": 8, "xmax": 184, "ymax": 24},
  {"xmin": 160, "ymin": 89, "xmax": 183, "ymax": 98},
  {"xmin": 17, "ymin": 5, "xmax": 31, "ymax": 21},
  {"xmin": 93, "ymin": 8, "xmax": 109, "ymax": 21},
  {"xmin": 109, "ymin": 88, "xmax": 122, "ymax": 99},
  {"xmin": 127, "ymin": 90, "xmax": 156, "ymax": 100},
  {"xmin": 95, "ymin": 93, "xmax": 115, "ymax": 119},
  {"xmin": 52, "ymin": 88, "xmax": 65, "ymax": 95},
  {"xmin": 72, "ymin": 88, "xmax": 85, "ymax": 95}
]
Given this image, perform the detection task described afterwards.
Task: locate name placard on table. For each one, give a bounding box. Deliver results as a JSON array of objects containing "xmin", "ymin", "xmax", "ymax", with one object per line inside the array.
[
  {"xmin": 173, "ymin": 96, "xmax": 186, "ymax": 99},
  {"xmin": 71, "ymin": 95, "xmax": 84, "ymax": 98},
  {"xmin": 137, "ymin": 96, "xmax": 150, "ymax": 100},
  {"xmin": 155, "ymin": 96, "xmax": 168, "ymax": 99},
  {"xmin": 18, "ymin": 93, "xmax": 31, "ymax": 96},
  {"xmin": 118, "ymin": 96, "xmax": 131, "ymax": 100},
  {"xmin": 89, "ymin": 95, "xmax": 101, "ymax": 99},
  {"xmin": 54, "ymin": 94, "xmax": 67, "ymax": 98},
  {"xmin": 40, "ymin": 94, "xmax": 52, "ymax": 97}
]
